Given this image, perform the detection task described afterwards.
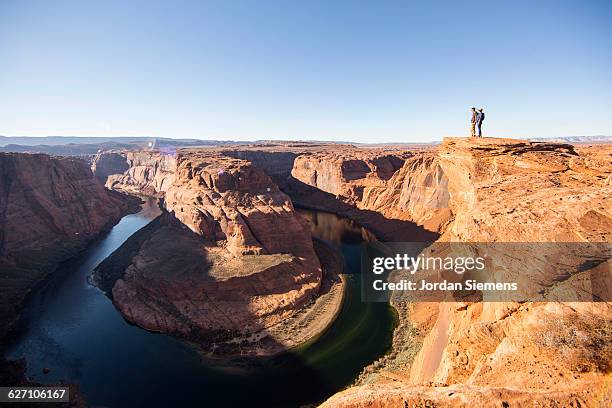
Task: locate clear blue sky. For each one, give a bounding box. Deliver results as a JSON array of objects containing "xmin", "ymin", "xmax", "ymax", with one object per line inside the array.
[{"xmin": 1, "ymin": 0, "xmax": 610, "ymax": 142}]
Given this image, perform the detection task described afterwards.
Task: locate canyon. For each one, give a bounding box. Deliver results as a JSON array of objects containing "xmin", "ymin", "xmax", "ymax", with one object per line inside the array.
[
  {"xmin": 0, "ymin": 152, "xmax": 139, "ymax": 396},
  {"xmin": 89, "ymin": 138, "xmax": 610, "ymax": 406},
  {"xmin": 1, "ymin": 137, "xmax": 609, "ymax": 407},
  {"xmin": 0, "ymin": 153, "xmax": 138, "ymax": 347},
  {"xmin": 93, "ymin": 150, "xmax": 344, "ymax": 356}
]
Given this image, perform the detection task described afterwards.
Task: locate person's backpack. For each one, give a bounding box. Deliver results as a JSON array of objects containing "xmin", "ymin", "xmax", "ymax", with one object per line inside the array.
[{"xmin": 480, "ymin": 112, "xmax": 485, "ymax": 122}]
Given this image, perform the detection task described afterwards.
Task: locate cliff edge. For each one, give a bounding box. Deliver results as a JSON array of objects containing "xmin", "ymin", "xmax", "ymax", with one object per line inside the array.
[{"xmin": 321, "ymin": 138, "xmax": 611, "ymax": 407}]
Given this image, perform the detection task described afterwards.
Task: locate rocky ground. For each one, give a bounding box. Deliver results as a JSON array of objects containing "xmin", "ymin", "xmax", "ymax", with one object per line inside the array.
[{"xmin": 90, "ymin": 140, "xmax": 610, "ymax": 402}]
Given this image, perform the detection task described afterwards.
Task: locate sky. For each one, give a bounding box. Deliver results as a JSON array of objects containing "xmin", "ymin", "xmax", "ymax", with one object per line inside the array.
[{"xmin": 0, "ymin": 0, "xmax": 611, "ymax": 143}]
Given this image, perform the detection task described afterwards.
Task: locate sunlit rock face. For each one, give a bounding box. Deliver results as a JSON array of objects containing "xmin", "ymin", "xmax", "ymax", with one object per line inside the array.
[
  {"xmin": 220, "ymin": 149, "xmax": 298, "ymax": 187},
  {"xmin": 321, "ymin": 138, "xmax": 612, "ymax": 408},
  {"xmin": 0, "ymin": 152, "xmax": 136, "ymax": 343},
  {"xmin": 291, "ymin": 149, "xmax": 454, "ymax": 233},
  {"xmin": 291, "ymin": 152, "xmax": 407, "ymax": 203},
  {"xmin": 360, "ymin": 153, "xmax": 452, "ymax": 232},
  {"xmin": 436, "ymin": 137, "xmax": 611, "ymax": 242},
  {"xmin": 95, "ymin": 151, "xmax": 324, "ymax": 356},
  {"xmin": 104, "ymin": 151, "xmax": 176, "ymax": 196}
]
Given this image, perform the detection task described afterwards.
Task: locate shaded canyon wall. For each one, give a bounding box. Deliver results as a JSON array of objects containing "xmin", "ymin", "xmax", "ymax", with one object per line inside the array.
[{"xmin": 0, "ymin": 152, "xmax": 137, "ymax": 345}]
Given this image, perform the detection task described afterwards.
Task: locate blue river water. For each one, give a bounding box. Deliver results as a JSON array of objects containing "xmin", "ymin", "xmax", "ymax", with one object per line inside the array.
[{"xmin": 6, "ymin": 200, "xmax": 396, "ymax": 407}]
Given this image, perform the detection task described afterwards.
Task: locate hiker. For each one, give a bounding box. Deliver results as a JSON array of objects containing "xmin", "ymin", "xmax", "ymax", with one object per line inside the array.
[
  {"xmin": 470, "ymin": 107, "xmax": 477, "ymax": 137},
  {"xmin": 476, "ymin": 108, "xmax": 485, "ymax": 137}
]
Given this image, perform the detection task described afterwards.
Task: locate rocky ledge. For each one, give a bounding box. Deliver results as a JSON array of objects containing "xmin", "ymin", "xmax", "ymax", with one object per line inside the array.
[{"xmin": 320, "ymin": 138, "xmax": 611, "ymax": 407}]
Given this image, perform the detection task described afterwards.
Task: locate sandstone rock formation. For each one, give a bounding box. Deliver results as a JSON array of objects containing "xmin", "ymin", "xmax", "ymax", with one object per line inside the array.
[
  {"xmin": 291, "ymin": 151, "xmax": 407, "ymax": 204},
  {"xmin": 0, "ymin": 152, "xmax": 137, "ymax": 345},
  {"xmin": 320, "ymin": 138, "xmax": 612, "ymax": 408},
  {"xmin": 320, "ymin": 380, "xmax": 609, "ymax": 408},
  {"xmin": 90, "ymin": 151, "xmax": 129, "ymax": 182},
  {"xmin": 288, "ymin": 149, "xmax": 440, "ymax": 241},
  {"xmin": 94, "ymin": 151, "xmax": 343, "ymax": 356},
  {"xmin": 104, "ymin": 151, "xmax": 176, "ymax": 196},
  {"xmin": 360, "ymin": 153, "xmax": 452, "ymax": 232},
  {"xmin": 219, "ymin": 149, "xmax": 298, "ymax": 187},
  {"xmin": 437, "ymin": 138, "xmax": 610, "ymax": 242}
]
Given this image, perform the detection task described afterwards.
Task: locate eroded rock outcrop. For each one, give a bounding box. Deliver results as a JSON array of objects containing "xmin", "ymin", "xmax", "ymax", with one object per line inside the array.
[
  {"xmin": 404, "ymin": 139, "xmax": 611, "ymax": 384},
  {"xmin": 288, "ymin": 149, "xmax": 440, "ymax": 241},
  {"xmin": 104, "ymin": 151, "xmax": 176, "ymax": 196},
  {"xmin": 320, "ymin": 380, "xmax": 609, "ymax": 408},
  {"xmin": 361, "ymin": 153, "xmax": 452, "ymax": 232},
  {"xmin": 0, "ymin": 152, "xmax": 137, "ymax": 344},
  {"xmin": 437, "ymin": 138, "xmax": 610, "ymax": 242},
  {"xmin": 90, "ymin": 151, "xmax": 130, "ymax": 182},
  {"xmin": 94, "ymin": 152, "xmax": 338, "ymax": 356},
  {"xmin": 220, "ymin": 149, "xmax": 298, "ymax": 187},
  {"xmin": 290, "ymin": 147, "xmax": 452, "ymax": 234},
  {"xmin": 292, "ymin": 151, "xmax": 407, "ymax": 204},
  {"xmin": 321, "ymin": 138, "xmax": 612, "ymax": 408}
]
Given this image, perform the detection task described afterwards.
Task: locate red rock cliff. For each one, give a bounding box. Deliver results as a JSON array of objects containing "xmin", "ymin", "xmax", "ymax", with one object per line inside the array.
[
  {"xmin": 96, "ymin": 151, "xmax": 326, "ymax": 356},
  {"xmin": 0, "ymin": 152, "xmax": 136, "ymax": 343},
  {"xmin": 321, "ymin": 138, "xmax": 612, "ymax": 408},
  {"xmin": 292, "ymin": 151, "xmax": 407, "ymax": 203},
  {"xmin": 104, "ymin": 151, "xmax": 176, "ymax": 196}
]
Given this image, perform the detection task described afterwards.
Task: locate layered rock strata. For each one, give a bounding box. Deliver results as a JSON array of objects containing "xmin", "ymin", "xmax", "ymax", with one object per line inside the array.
[
  {"xmin": 288, "ymin": 150, "xmax": 440, "ymax": 241},
  {"xmin": 90, "ymin": 151, "xmax": 129, "ymax": 182},
  {"xmin": 291, "ymin": 151, "xmax": 407, "ymax": 204},
  {"xmin": 94, "ymin": 152, "xmax": 340, "ymax": 356},
  {"xmin": 0, "ymin": 152, "xmax": 137, "ymax": 345},
  {"xmin": 321, "ymin": 138, "xmax": 612, "ymax": 407},
  {"xmin": 360, "ymin": 153, "xmax": 452, "ymax": 232},
  {"xmin": 104, "ymin": 151, "xmax": 176, "ymax": 196}
]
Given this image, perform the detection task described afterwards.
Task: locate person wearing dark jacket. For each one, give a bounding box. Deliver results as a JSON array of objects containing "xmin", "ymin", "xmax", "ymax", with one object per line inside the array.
[
  {"xmin": 476, "ymin": 108, "xmax": 485, "ymax": 137},
  {"xmin": 470, "ymin": 107, "xmax": 477, "ymax": 137}
]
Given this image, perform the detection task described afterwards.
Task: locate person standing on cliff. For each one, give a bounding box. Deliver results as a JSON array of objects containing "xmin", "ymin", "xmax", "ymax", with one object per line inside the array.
[
  {"xmin": 470, "ymin": 107, "xmax": 478, "ymax": 137},
  {"xmin": 476, "ymin": 108, "xmax": 485, "ymax": 137}
]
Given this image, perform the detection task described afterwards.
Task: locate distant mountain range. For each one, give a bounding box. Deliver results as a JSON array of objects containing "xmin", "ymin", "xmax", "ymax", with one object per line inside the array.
[
  {"xmin": 1, "ymin": 135, "xmax": 609, "ymax": 156},
  {"xmin": 0, "ymin": 135, "xmax": 235, "ymax": 147},
  {"xmin": 0, "ymin": 136, "xmax": 244, "ymax": 156},
  {"xmin": 527, "ymin": 135, "xmax": 611, "ymax": 143}
]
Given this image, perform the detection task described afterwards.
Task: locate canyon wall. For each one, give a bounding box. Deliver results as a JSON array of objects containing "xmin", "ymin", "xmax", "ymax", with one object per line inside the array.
[
  {"xmin": 90, "ymin": 151, "xmax": 129, "ymax": 182},
  {"xmin": 291, "ymin": 152, "xmax": 407, "ymax": 203},
  {"xmin": 104, "ymin": 151, "xmax": 176, "ymax": 196},
  {"xmin": 288, "ymin": 150, "xmax": 440, "ymax": 242},
  {"xmin": 0, "ymin": 152, "xmax": 136, "ymax": 344},
  {"xmin": 220, "ymin": 149, "xmax": 298, "ymax": 187},
  {"xmin": 89, "ymin": 141, "xmax": 610, "ymax": 401},
  {"xmin": 361, "ymin": 153, "xmax": 452, "ymax": 232},
  {"xmin": 290, "ymin": 150, "xmax": 452, "ymax": 234},
  {"xmin": 94, "ymin": 151, "xmax": 333, "ymax": 356},
  {"xmin": 321, "ymin": 138, "xmax": 612, "ymax": 407}
]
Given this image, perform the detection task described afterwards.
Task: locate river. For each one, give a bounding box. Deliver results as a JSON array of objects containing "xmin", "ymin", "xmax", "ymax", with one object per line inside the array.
[{"xmin": 5, "ymin": 200, "xmax": 396, "ymax": 407}]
